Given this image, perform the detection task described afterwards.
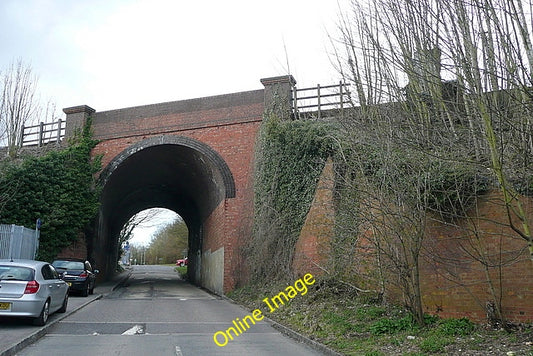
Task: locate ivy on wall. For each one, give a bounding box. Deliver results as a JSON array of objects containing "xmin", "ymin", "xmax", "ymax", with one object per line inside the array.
[
  {"xmin": 0, "ymin": 121, "xmax": 101, "ymax": 261},
  {"xmin": 247, "ymin": 115, "xmax": 335, "ymax": 282},
  {"xmin": 339, "ymin": 141, "xmax": 489, "ymax": 219}
]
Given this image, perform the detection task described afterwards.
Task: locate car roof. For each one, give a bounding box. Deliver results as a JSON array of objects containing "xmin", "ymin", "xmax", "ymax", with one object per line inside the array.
[
  {"xmin": 52, "ymin": 258, "xmax": 86, "ymax": 262},
  {"xmin": 0, "ymin": 259, "xmax": 48, "ymax": 268}
]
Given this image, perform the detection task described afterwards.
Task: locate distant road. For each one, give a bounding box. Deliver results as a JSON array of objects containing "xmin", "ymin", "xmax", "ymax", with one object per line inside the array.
[{"xmin": 16, "ymin": 264, "xmax": 326, "ymax": 355}]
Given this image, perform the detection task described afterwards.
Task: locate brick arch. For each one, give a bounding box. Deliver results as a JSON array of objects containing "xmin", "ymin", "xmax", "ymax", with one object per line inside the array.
[
  {"xmin": 99, "ymin": 135, "xmax": 235, "ymax": 198},
  {"xmin": 64, "ymin": 84, "xmax": 274, "ymax": 294}
]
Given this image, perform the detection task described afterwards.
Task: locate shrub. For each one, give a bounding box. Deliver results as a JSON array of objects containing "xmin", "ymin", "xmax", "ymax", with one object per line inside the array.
[
  {"xmin": 419, "ymin": 334, "xmax": 452, "ymax": 353},
  {"xmin": 370, "ymin": 315, "xmax": 416, "ymax": 335},
  {"xmin": 0, "ymin": 121, "xmax": 100, "ymax": 261},
  {"xmin": 437, "ymin": 317, "xmax": 476, "ymax": 336}
]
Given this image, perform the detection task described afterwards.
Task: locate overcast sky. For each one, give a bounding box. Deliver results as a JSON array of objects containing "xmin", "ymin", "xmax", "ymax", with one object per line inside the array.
[
  {"xmin": 0, "ymin": 0, "xmax": 349, "ymax": 245},
  {"xmin": 0, "ymin": 0, "xmax": 347, "ymax": 114}
]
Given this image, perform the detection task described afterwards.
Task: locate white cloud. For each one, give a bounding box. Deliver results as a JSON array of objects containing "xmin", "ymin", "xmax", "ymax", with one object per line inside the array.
[{"xmin": 1, "ymin": 0, "xmax": 345, "ymax": 112}]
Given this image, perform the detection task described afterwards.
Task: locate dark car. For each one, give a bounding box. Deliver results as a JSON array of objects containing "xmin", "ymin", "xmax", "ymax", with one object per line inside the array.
[{"xmin": 52, "ymin": 258, "xmax": 98, "ymax": 297}]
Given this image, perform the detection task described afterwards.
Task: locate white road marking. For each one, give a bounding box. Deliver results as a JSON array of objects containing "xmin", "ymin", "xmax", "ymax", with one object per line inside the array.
[
  {"xmin": 175, "ymin": 346, "xmax": 183, "ymax": 356},
  {"xmin": 122, "ymin": 324, "xmax": 145, "ymax": 335}
]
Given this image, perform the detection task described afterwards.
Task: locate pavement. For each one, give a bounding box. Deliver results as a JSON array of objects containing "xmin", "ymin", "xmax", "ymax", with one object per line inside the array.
[{"xmin": 0, "ymin": 267, "xmax": 132, "ymax": 356}]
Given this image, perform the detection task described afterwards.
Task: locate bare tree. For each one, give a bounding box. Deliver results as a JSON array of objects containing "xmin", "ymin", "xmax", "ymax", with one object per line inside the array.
[
  {"xmin": 331, "ymin": 0, "xmax": 533, "ymax": 325},
  {"xmin": 438, "ymin": 0, "xmax": 533, "ymax": 263},
  {"xmin": 119, "ymin": 208, "xmax": 167, "ymax": 246},
  {"xmin": 0, "ymin": 59, "xmax": 40, "ymax": 156}
]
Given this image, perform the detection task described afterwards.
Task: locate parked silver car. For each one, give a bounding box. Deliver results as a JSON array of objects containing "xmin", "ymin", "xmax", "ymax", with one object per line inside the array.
[{"xmin": 0, "ymin": 259, "xmax": 69, "ymax": 326}]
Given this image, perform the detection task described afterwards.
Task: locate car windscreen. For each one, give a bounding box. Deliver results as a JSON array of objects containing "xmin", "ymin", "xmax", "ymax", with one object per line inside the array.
[
  {"xmin": 52, "ymin": 260, "xmax": 85, "ymax": 270},
  {"xmin": 0, "ymin": 266, "xmax": 35, "ymax": 281}
]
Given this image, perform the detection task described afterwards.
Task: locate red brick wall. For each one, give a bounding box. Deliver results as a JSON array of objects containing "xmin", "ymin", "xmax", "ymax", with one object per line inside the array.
[
  {"xmin": 90, "ymin": 93, "xmax": 263, "ymax": 292},
  {"xmin": 293, "ymin": 158, "xmax": 334, "ymax": 277},
  {"xmin": 420, "ymin": 190, "xmax": 533, "ymax": 323},
  {"xmin": 294, "ymin": 175, "xmax": 533, "ymax": 323}
]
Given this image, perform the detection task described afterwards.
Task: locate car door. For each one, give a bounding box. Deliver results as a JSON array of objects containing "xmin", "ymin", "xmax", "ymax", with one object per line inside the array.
[
  {"xmin": 41, "ymin": 264, "xmax": 66, "ymax": 311},
  {"xmin": 84, "ymin": 261, "xmax": 95, "ymax": 288}
]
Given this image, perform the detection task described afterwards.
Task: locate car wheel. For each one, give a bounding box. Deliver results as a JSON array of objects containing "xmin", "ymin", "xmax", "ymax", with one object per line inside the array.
[
  {"xmin": 58, "ymin": 293, "xmax": 68, "ymax": 313},
  {"xmin": 33, "ymin": 300, "xmax": 50, "ymax": 326},
  {"xmin": 81, "ymin": 283, "xmax": 89, "ymax": 297}
]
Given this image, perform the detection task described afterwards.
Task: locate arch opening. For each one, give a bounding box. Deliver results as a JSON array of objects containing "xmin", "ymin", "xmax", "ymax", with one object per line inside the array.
[
  {"xmin": 120, "ymin": 208, "xmax": 188, "ymax": 267},
  {"xmin": 93, "ymin": 137, "xmax": 234, "ymax": 288}
]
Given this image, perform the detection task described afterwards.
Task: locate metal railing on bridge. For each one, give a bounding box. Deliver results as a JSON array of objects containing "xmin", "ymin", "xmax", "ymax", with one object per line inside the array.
[
  {"xmin": 292, "ymin": 81, "xmax": 352, "ymax": 119},
  {"xmin": 20, "ymin": 119, "xmax": 65, "ymax": 147}
]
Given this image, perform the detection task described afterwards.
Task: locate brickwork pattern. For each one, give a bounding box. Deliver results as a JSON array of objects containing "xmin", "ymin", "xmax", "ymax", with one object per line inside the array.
[
  {"xmin": 89, "ymin": 90, "xmax": 263, "ymax": 292},
  {"xmin": 420, "ymin": 190, "xmax": 533, "ymax": 323},
  {"xmin": 293, "ymin": 158, "xmax": 335, "ymax": 277}
]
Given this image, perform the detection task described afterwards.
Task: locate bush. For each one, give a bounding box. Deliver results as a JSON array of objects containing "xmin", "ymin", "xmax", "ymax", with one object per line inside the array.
[
  {"xmin": 247, "ymin": 116, "xmax": 335, "ymax": 282},
  {"xmin": 419, "ymin": 334, "xmax": 452, "ymax": 353},
  {"xmin": 437, "ymin": 317, "xmax": 476, "ymax": 336},
  {"xmin": 0, "ymin": 121, "xmax": 100, "ymax": 261},
  {"xmin": 356, "ymin": 306, "xmax": 386, "ymax": 320},
  {"xmin": 370, "ymin": 315, "xmax": 416, "ymax": 335}
]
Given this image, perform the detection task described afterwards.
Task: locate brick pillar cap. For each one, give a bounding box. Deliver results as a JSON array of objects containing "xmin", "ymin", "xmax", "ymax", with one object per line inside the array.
[
  {"xmin": 63, "ymin": 105, "xmax": 96, "ymax": 115},
  {"xmin": 260, "ymin": 75, "xmax": 297, "ymax": 87}
]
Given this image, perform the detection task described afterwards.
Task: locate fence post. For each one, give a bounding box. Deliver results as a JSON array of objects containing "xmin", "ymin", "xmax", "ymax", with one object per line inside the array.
[
  {"xmin": 38, "ymin": 122, "xmax": 44, "ymax": 147},
  {"xmin": 57, "ymin": 119, "xmax": 63, "ymax": 144},
  {"xmin": 317, "ymin": 84, "xmax": 321, "ymax": 119},
  {"xmin": 293, "ymin": 86, "xmax": 298, "ymax": 119},
  {"xmin": 19, "ymin": 125, "xmax": 25, "ymax": 147},
  {"xmin": 9, "ymin": 224, "xmax": 15, "ymax": 259},
  {"xmin": 339, "ymin": 81, "xmax": 344, "ymax": 118}
]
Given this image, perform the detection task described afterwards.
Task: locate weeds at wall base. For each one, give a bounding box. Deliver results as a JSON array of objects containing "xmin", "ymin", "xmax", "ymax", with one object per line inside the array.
[{"xmin": 229, "ymin": 277, "xmax": 533, "ymax": 355}]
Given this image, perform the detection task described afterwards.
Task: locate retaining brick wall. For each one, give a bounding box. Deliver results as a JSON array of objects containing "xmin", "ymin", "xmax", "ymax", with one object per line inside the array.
[
  {"xmin": 420, "ymin": 190, "xmax": 533, "ymax": 323},
  {"xmin": 293, "ymin": 158, "xmax": 335, "ymax": 277},
  {"xmin": 294, "ymin": 160, "xmax": 533, "ymax": 323}
]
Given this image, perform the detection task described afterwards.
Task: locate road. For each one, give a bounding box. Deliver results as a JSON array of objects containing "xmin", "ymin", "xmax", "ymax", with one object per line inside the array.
[{"xmin": 14, "ymin": 265, "xmax": 327, "ymax": 355}]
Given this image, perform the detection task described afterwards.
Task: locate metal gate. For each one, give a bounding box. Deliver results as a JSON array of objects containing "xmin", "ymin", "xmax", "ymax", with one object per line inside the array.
[{"xmin": 0, "ymin": 224, "xmax": 40, "ymax": 260}]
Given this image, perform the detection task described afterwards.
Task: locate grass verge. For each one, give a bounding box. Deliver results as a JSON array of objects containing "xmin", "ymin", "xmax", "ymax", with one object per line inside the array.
[{"xmin": 228, "ymin": 278, "xmax": 533, "ymax": 355}]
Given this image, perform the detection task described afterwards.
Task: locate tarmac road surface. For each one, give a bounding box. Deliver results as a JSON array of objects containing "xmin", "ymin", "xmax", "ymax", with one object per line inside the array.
[{"xmin": 11, "ymin": 265, "xmax": 332, "ymax": 356}]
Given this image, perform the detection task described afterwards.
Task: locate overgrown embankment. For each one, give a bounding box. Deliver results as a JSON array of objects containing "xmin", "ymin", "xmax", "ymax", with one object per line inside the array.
[
  {"xmin": 0, "ymin": 122, "xmax": 101, "ymax": 261},
  {"xmin": 229, "ymin": 277, "xmax": 533, "ymax": 355},
  {"xmin": 235, "ymin": 108, "xmax": 532, "ymax": 353},
  {"xmin": 244, "ymin": 115, "xmax": 335, "ymax": 283}
]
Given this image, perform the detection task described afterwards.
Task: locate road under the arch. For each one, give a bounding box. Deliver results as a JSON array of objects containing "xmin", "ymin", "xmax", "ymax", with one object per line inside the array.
[{"xmin": 92, "ymin": 139, "xmax": 233, "ymax": 290}]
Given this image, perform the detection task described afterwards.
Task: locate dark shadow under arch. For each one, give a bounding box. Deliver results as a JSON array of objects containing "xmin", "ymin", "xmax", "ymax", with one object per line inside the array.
[
  {"xmin": 92, "ymin": 135, "xmax": 236, "ymax": 282},
  {"xmin": 99, "ymin": 135, "xmax": 235, "ymax": 198}
]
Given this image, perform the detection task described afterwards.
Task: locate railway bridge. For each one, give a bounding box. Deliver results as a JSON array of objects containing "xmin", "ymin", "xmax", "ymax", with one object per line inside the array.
[{"xmin": 55, "ymin": 75, "xmax": 346, "ymax": 294}]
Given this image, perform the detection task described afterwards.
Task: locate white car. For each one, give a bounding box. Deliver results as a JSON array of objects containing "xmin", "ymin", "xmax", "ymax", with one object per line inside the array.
[{"xmin": 0, "ymin": 259, "xmax": 69, "ymax": 325}]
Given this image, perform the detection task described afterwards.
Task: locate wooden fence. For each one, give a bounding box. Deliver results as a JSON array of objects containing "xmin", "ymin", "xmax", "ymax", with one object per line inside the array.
[
  {"xmin": 20, "ymin": 119, "xmax": 65, "ymax": 147},
  {"xmin": 292, "ymin": 82, "xmax": 352, "ymax": 119}
]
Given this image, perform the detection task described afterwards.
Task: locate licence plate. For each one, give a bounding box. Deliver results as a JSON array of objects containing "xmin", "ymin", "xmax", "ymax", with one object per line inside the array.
[{"xmin": 0, "ymin": 302, "xmax": 11, "ymax": 311}]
